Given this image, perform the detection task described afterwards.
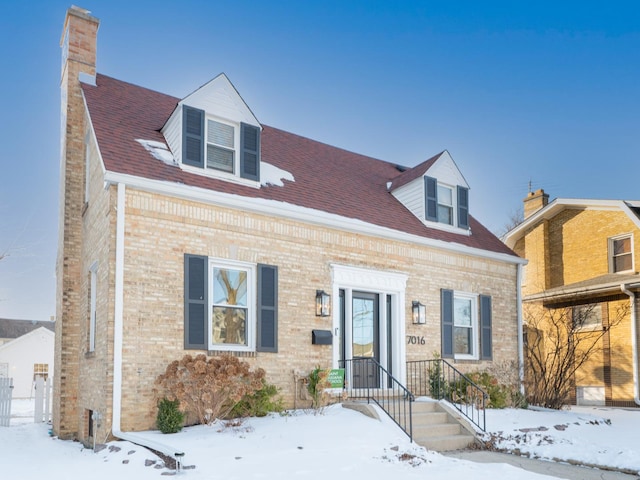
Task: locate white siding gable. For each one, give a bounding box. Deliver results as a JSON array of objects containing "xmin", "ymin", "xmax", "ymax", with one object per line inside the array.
[
  {"xmin": 428, "ymin": 151, "xmax": 469, "ymax": 190},
  {"xmin": 162, "ymin": 73, "xmax": 261, "ymax": 165},
  {"xmin": 392, "ymin": 180, "xmax": 424, "ymax": 219},
  {"xmin": 0, "ymin": 327, "xmax": 54, "ymax": 398},
  {"xmin": 391, "ymin": 151, "xmax": 471, "ymax": 236}
]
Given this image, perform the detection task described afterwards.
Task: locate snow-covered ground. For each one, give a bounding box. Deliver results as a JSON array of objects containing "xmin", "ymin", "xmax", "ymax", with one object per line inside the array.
[
  {"xmin": 3, "ymin": 399, "xmax": 640, "ymax": 479},
  {"xmin": 482, "ymin": 406, "xmax": 640, "ymax": 473}
]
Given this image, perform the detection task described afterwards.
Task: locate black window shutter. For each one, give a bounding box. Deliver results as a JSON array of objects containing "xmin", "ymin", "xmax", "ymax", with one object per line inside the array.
[
  {"xmin": 240, "ymin": 123, "xmax": 260, "ymax": 181},
  {"xmin": 457, "ymin": 186, "xmax": 469, "ymax": 229},
  {"xmin": 441, "ymin": 289, "xmax": 454, "ymax": 358},
  {"xmin": 425, "ymin": 176, "xmax": 438, "ymax": 221},
  {"xmin": 184, "ymin": 254, "xmax": 208, "ymax": 350},
  {"xmin": 257, "ymin": 264, "xmax": 278, "ymax": 352},
  {"xmin": 182, "ymin": 105, "xmax": 204, "ymax": 168},
  {"xmin": 480, "ymin": 295, "xmax": 493, "ymax": 360}
]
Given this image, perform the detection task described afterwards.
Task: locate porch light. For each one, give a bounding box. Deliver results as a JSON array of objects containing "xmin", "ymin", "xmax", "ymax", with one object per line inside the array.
[
  {"xmin": 412, "ymin": 301, "xmax": 426, "ymax": 324},
  {"xmin": 316, "ymin": 290, "xmax": 331, "ymax": 317}
]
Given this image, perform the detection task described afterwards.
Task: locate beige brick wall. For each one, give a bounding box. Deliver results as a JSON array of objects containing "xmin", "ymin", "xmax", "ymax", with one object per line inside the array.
[
  {"xmin": 66, "ymin": 157, "xmax": 522, "ymax": 439},
  {"xmin": 85, "ymin": 188, "xmax": 519, "ymax": 433},
  {"xmin": 54, "ymin": 7, "xmax": 99, "ymax": 440}
]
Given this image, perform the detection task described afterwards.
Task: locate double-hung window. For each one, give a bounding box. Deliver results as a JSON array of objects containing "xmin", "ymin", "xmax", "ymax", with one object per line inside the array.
[
  {"xmin": 441, "ymin": 289, "xmax": 492, "ymax": 360},
  {"xmin": 437, "ymin": 184, "xmax": 454, "ymax": 225},
  {"xmin": 610, "ymin": 235, "xmax": 633, "ymax": 273},
  {"xmin": 453, "ymin": 294, "xmax": 476, "ymax": 356},
  {"xmin": 207, "ymin": 119, "xmax": 235, "ymax": 173},
  {"xmin": 424, "ymin": 176, "xmax": 469, "ymax": 229},
  {"xmin": 185, "ymin": 255, "xmax": 278, "ymax": 353},
  {"xmin": 182, "ymin": 105, "xmax": 260, "ymax": 182},
  {"xmin": 211, "ymin": 262, "xmax": 252, "ymax": 348}
]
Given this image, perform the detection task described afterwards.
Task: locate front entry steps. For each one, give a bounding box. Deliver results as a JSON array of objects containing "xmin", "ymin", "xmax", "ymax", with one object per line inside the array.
[
  {"xmin": 411, "ymin": 400, "xmax": 477, "ymax": 452},
  {"xmin": 343, "ymin": 399, "xmax": 478, "ymax": 452}
]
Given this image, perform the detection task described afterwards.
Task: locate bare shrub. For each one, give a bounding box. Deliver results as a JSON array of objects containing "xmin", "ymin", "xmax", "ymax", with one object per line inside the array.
[
  {"xmin": 524, "ymin": 301, "xmax": 628, "ymax": 409},
  {"xmin": 155, "ymin": 354, "xmax": 265, "ymax": 425}
]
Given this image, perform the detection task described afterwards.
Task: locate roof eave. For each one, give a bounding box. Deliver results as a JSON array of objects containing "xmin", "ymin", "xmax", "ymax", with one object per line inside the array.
[{"xmin": 104, "ymin": 171, "xmax": 525, "ymax": 266}]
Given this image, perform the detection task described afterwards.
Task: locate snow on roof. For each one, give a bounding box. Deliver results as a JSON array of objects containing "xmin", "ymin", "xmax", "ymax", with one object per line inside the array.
[{"xmin": 82, "ymin": 74, "xmax": 515, "ymax": 258}]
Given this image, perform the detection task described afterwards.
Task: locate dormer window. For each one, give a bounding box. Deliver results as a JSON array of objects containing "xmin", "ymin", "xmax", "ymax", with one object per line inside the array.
[
  {"xmin": 181, "ymin": 105, "xmax": 260, "ymax": 182},
  {"xmin": 437, "ymin": 184, "xmax": 454, "ymax": 225},
  {"xmin": 425, "ymin": 176, "xmax": 469, "ymax": 229},
  {"xmin": 207, "ymin": 119, "xmax": 235, "ymax": 173}
]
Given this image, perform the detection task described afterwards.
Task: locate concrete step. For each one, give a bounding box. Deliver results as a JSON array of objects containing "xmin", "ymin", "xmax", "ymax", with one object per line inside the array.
[
  {"xmin": 410, "ymin": 401, "xmax": 439, "ymax": 413},
  {"xmin": 411, "ymin": 411, "xmax": 449, "ymax": 424},
  {"xmin": 412, "ymin": 422, "xmax": 461, "ymax": 437},
  {"xmin": 416, "ymin": 433, "xmax": 477, "ymax": 452},
  {"xmin": 410, "ymin": 401, "xmax": 478, "ymax": 452}
]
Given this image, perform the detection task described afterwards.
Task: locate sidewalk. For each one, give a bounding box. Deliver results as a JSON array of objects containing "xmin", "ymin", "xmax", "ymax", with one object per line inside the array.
[{"xmin": 445, "ymin": 450, "xmax": 640, "ymax": 480}]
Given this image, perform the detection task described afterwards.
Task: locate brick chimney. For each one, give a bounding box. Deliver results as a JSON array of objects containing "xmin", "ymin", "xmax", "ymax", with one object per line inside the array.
[
  {"xmin": 54, "ymin": 6, "xmax": 99, "ymax": 441},
  {"xmin": 523, "ymin": 189, "xmax": 549, "ymax": 219}
]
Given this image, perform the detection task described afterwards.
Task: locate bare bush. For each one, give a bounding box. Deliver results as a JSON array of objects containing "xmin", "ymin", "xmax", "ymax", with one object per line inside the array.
[
  {"xmin": 155, "ymin": 354, "xmax": 265, "ymax": 425},
  {"xmin": 523, "ymin": 301, "xmax": 628, "ymax": 409}
]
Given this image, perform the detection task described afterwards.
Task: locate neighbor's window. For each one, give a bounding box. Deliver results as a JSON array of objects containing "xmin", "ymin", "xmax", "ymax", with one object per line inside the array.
[
  {"xmin": 33, "ymin": 363, "xmax": 49, "ymax": 381},
  {"xmin": 206, "ymin": 119, "xmax": 235, "ymax": 173},
  {"xmin": 453, "ymin": 294, "xmax": 478, "ymax": 357},
  {"xmin": 437, "ymin": 184, "xmax": 454, "ymax": 225},
  {"xmin": 210, "ymin": 262, "xmax": 254, "ymax": 349},
  {"xmin": 573, "ymin": 304, "xmax": 602, "ymax": 329},
  {"xmin": 610, "ymin": 235, "xmax": 633, "ymax": 273}
]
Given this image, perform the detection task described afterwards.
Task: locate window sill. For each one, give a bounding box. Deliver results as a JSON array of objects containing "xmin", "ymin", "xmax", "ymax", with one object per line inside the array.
[
  {"xmin": 208, "ymin": 349, "xmax": 257, "ymax": 358},
  {"xmin": 423, "ymin": 219, "xmax": 471, "ymax": 236},
  {"xmin": 575, "ymin": 325, "xmax": 604, "ymax": 333},
  {"xmin": 453, "ymin": 355, "xmax": 479, "ymax": 363},
  {"xmin": 180, "ymin": 163, "xmax": 261, "ymax": 189}
]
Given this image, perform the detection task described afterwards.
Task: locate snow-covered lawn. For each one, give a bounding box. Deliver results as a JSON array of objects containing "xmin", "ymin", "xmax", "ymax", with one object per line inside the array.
[
  {"xmin": 3, "ymin": 399, "xmax": 640, "ymax": 479},
  {"xmin": 482, "ymin": 406, "xmax": 640, "ymax": 474}
]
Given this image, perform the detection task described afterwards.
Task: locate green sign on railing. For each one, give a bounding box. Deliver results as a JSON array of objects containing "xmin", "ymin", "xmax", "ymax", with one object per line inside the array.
[{"xmin": 327, "ymin": 368, "xmax": 345, "ymax": 388}]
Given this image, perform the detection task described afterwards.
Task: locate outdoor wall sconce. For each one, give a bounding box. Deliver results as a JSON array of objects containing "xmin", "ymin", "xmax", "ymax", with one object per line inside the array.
[
  {"xmin": 412, "ymin": 301, "xmax": 426, "ymax": 324},
  {"xmin": 316, "ymin": 290, "xmax": 331, "ymax": 317}
]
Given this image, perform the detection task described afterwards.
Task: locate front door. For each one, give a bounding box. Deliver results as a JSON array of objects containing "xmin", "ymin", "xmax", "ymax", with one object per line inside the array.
[{"xmin": 351, "ymin": 291, "xmax": 379, "ymax": 388}]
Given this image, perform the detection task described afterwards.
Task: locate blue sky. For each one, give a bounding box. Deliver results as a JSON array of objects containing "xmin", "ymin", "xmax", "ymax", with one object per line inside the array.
[{"xmin": 1, "ymin": 1, "xmax": 638, "ymax": 321}]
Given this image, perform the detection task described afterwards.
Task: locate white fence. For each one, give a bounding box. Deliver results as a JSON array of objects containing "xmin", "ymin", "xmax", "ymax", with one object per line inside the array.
[
  {"xmin": 0, "ymin": 377, "xmax": 13, "ymax": 427},
  {"xmin": 34, "ymin": 377, "xmax": 52, "ymax": 423}
]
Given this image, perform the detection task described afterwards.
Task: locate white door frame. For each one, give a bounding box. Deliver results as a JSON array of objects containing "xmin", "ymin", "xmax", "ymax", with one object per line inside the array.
[{"xmin": 330, "ymin": 264, "xmax": 408, "ymax": 384}]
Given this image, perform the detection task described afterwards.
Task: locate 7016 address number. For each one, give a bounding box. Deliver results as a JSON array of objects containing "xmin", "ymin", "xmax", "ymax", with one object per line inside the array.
[{"xmin": 406, "ymin": 335, "xmax": 425, "ymax": 345}]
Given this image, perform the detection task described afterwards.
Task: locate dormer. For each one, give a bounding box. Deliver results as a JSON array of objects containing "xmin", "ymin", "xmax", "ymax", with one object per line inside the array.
[
  {"xmin": 390, "ymin": 151, "xmax": 471, "ymax": 235},
  {"xmin": 162, "ymin": 74, "xmax": 262, "ymax": 186}
]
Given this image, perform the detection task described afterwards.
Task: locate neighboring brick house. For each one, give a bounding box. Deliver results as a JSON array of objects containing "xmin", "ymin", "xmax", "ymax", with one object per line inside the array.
[
  {"xmin": 55, "ymin": 7, "xmax": 525, "ymax": 445},
  {"xmin": 504, "ymin": 189, "xmax": 640, "ymax": 407}
]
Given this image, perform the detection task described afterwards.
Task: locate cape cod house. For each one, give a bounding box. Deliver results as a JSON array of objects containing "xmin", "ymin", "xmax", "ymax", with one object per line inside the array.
[
  {"xmin": 505, "ymin": 190, "xmax": 640, "ymax": 407},
  {"xmin": 54, "ymin": 7, "xmax": 525, "ymax": 446}
]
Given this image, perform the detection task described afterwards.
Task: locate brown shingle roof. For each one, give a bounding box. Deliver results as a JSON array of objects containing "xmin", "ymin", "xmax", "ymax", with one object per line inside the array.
[
  {"xmin": 0, "ymin": 319, "xmax": 55, "ymax": 339},
  {"xmin": 82, "ymin": 74, "xmax": 514, "ymax": 257}
]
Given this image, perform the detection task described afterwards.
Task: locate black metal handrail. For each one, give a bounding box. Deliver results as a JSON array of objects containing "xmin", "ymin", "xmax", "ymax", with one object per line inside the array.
[
  {"xmin": 406, "ymin": 359, "xmax": 487, "ymax": 431},
  {"xmin": 339, "ymin": 358, "xmax": 414, "ymax": 441}
]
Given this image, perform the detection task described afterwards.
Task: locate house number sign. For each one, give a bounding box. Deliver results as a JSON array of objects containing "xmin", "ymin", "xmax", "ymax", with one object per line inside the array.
[{"xmin": 406, "ymin": 335, "xmax": 425, "ymax": 345}]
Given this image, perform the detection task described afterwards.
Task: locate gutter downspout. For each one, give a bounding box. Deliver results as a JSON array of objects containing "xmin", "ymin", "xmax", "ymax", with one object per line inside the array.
[
  {"xmin": 620, "ymin": 283, "xmax": 640, "ymax": 406},
  {"xmin": 111, "ymin": 182, "xmax": 186, "ymax": 466},
  {"xmin": 517, "ymin": 263, "xmax": 525, "ymax": 395}
]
